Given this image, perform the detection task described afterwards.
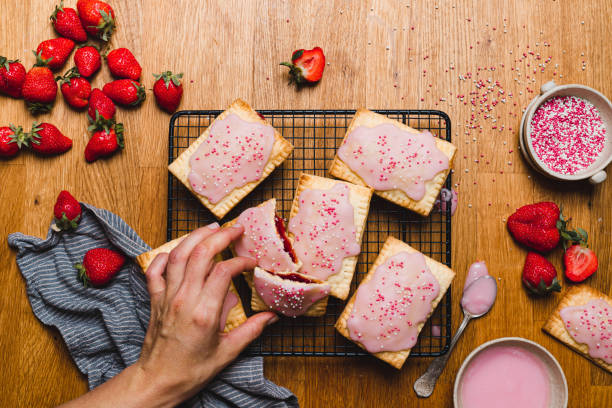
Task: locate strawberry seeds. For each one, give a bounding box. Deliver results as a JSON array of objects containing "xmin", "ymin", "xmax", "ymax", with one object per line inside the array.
[{"xmin": 530, "ymin": 95, "xmax": 606, "ymax": 175}]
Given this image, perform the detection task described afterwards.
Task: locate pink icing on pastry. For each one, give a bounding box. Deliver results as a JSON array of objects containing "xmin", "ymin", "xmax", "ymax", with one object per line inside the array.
[
  {"xmin": 188, "ymin": 113, "xmax": 275, "ymax": 204},
  {"xmin": 337, "ymin": 125, "xmax": 449, "ymax": 201},
  {"xmin": 219, "ymin": 291, "xmax": 238, "ymax": 331},
  {"xmin": 234, "ymin": 200, "xmax": 299, "ymax": 273},
  {"xmin": 347, "ymin": 251, "xmax": 440, "ymax": 353},
  {"xmin": 288, "ymin": 183, "xmax": 361, "ymax": 281},
  {"xmin": 560, "ymin": 298, "xmax": 612, "ymax": 364},
  {"xmin": 253, "ymin": 267, "xmax": 330, "ymax": 317}
]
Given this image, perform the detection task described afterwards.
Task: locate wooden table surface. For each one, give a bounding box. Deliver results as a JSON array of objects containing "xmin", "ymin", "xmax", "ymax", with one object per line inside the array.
[{"xmin": 1, "ymin": 0, "xmax": 610, "ymax": 406}]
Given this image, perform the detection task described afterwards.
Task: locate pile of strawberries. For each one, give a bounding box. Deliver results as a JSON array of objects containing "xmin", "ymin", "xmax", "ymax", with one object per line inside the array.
[
  {"xmin": 507, "ymin": 202, "xmax": 598, "ymax": 295},
  {"xmin": 0, "ymin": 0, "xmax": 184, "ymax": 162}
]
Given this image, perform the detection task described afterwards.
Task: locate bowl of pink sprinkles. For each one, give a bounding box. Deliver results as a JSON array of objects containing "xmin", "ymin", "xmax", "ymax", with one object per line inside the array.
[{"xmin": 520, "ymin": 81, "xmax": 612, "ymax": 184}]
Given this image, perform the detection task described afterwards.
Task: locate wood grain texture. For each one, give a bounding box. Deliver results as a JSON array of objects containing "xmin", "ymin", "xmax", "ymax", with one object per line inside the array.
[{"xmin": 0, "ymin": 0, "xmax": 610, "ymax": 406}]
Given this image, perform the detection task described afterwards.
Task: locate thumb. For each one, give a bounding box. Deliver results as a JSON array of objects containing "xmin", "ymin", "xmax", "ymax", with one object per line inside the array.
[{"xmin": 221, "ymin": 312, "xmax": 278, "ymax": 357}]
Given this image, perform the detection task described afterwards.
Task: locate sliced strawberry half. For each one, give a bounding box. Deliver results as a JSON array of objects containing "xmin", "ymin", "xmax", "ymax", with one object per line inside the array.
[
  {"xmin": 280, "ymin": 47, "xmax": 325, "ymax": 85},
  {"xmin": 563, "ymin": 244, "xmax": 598, "ymax": 282}
]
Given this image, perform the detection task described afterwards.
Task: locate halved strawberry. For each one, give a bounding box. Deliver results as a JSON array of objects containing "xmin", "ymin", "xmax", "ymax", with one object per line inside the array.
[
  {"xmin": 280, "ymin": 47, "xmax": 325, "ymax": 85},
  {"xmin": 563, "ymin": 245, "xmax": 598, "ymax": 282}
]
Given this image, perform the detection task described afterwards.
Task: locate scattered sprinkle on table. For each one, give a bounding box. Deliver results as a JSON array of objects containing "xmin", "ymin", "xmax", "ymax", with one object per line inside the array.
[{"xmin": 530, "ymin": 96, "xmax": 606, "ymax": 175}]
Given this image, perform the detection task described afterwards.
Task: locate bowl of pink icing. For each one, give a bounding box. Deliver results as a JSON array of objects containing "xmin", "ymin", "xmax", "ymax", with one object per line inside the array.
[
  {"xmin": 519, "ymin": 81, "xmax": 612, "ymax": 184},
  {"xmin": 454, "ymin": 337, "xmax": 568, "ymax": 408}
]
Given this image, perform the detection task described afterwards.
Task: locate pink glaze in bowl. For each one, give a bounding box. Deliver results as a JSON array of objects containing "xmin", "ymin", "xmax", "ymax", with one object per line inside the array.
[{"xmin": 453, "ymin": 337, "xmax": 568, "ymax": 408}]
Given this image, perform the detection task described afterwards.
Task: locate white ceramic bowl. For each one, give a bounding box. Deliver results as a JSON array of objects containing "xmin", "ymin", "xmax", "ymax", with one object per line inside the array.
[
  {"xmin": 519, "ymin": 81, "xmax": 612, "ymax": 184},
  {"xmin": 453, "ymin": 337, "xmax": 568, "ymax": 408}
]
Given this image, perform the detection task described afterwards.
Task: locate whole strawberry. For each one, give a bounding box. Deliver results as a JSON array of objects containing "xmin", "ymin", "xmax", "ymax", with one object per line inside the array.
[
  {"xmin": 58, "ymin": 67, "xmax": 91, "ymax": 109},
  {"xmin": 77, "ymin": 0, "xmax": 115, "ymax": 41},
  {"xmin": 75, "ymin": 247, "xmax": 125, "ymax": 287},
  {"xmin": 22, "ymin": 53, "xmax": 58, "ymax": 113},
  {"xmin": 28, "ymin": 122, "xmax": 72, "ymax": 156},
  {"xmin": 0, "ymin": 57, "xmax": 26, "ymax": 98},
  {"xmin": 88, "ymin": 88, "xmax": 115, "ymax": 121},
  {"xmin": 36, "ymin": 38, "xmax": 75, "ymax": 71},
  {"xmin": 522, "ymin": 252, "xmax": 561, "ymax": 295},
  {"xmin": 53, "ymin": 190, "xmax": 82, "ymax": 231},
  {"xmin": 50, "ymin": 1, "xmax": 87, "ymax": 42},
  {"xmin": 85, "ymin": 121, "xmax": 124, "ymax": 162},
  {"xmin": 507, "ymin": 202, "xmax": 560, "ymax": 253},
  {"xmin": 106, "ymin": 48, "xmax": 141, "ymax": 80},
  {"xmin": 280, "ymin": 47, "xmax": 326, "ymax": 85},
  {"xmin": 74, "ymin": 45, "xmax": 101, "ymax": 78},
  {"xmin": 0, "ymin": 124, "xmax": 27, "ymax": 158},
  {"xmin": 103, "ymin": 79, "xmax": 145, "ymax": 106},
  {"xmin": 153, "ymin": 71, "xmax": 183, "ymax": 113}
]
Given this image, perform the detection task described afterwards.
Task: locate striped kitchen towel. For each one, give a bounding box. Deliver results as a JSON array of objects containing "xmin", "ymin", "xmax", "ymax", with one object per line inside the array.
[{"xmin": 8, "ymin": 203, "xmax": 298, "ymax": 408}]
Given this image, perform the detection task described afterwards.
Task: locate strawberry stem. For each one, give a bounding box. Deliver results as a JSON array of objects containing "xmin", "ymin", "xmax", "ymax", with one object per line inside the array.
[
  {"xmin": 75, "ymin": 263, "xmax": 90, "ymax": 288},
  {"xmin": 557, "ymin": 207, "xmax": 588, "ymax": 249},
  {"xmin": 8, "ymin": 124, "xmax": 28, "ymax": 149},
  {"xmin": 32, "ymin": 50, "xmax": 53, "ymax": 68}
]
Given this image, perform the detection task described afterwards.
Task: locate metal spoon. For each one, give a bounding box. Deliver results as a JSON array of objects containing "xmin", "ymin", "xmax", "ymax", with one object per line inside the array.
[{"xmin": 413, "ymin": 275, "xmax": 498, "ymax": 398}]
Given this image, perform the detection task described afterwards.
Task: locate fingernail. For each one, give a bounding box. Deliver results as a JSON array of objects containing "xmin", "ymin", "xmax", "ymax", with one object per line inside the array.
[
  {"xmin": 206, "ymin": 222, "xmax": 220, "ymax": 229},
  {"xmin": 266, "ymin": 315, "xmax": 279, "ymax": 326},
  {"xmin": 231, "ymin": 224, "xmax": 243, "ymax": 229}
]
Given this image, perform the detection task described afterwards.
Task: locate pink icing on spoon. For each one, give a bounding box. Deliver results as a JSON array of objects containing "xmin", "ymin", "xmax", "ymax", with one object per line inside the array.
[
  {"xmin": 464, "ymin": 261, "xmax": 489, "ymax": 288},
  {"xmin": 234, "ymin": 200, "xmax": 299, "ymax": 273},
  {"xmin": 461, "ymin": 261, "xmax": 497, "ymax": 316},
  {"xmin": 288, "ymin": 183, "xmax": 361, "ymax": 280},
  {"xmin": 253, "ymin": 267, "xmax": 330, "ymax": 317},
  {"xmin": 560, "ymin": 298, "xmax": 612, "ymax": 364},
  {"xmin": 188, "ymin": 113, "xmax": 275, "ymax": 204},
  {"xmin": 337, "ymin": 125, "xmax": 449, "ymax": 201},
  {"xmin": 346, "ymin": 251, "xmax": 440, "ymax": 353},
  {"xmin": 219, "ymin": 291, "xmax": 238, "ymax": 331}
]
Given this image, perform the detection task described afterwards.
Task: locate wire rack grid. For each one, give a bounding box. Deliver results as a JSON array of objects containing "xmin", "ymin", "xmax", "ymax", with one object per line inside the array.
[{"xmin": 167, "ymin": 109, "xmax": 452, "ymax": 357}]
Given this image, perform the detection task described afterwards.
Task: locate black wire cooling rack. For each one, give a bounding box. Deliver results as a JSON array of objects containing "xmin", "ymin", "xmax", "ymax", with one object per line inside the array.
[{"xmin": 167, "ymin": 109, "xmax": 452, "ymax": 357}]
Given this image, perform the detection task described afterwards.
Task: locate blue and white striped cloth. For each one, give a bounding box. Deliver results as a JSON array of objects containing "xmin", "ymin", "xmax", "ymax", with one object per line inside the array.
[{"xmin": 8, "ymin": 203, "xmax": 298, "ymax": 408}]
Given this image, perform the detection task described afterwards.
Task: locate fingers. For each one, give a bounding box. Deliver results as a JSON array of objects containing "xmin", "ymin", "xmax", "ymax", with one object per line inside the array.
[
  {"xmin": 182, "ymin": 225, "xmax": 243, "ymax": 291},
  {"xmin": 145, "ymin": 253, "xmax": 169, "ymax": 307},
  {"xmin": 177, "ymin": 225, "xmax": 246, "ymax": 304},
  {"xmin": 200, "ymin": 256, "xmax": 256, "ymax": 317},
  {"xmin": 165, "ymin": 224, "xmax": 220, "ymax": 298},
  {"xmin": 221, "ymin": 312, "xmax": 278, "ymax": 358}
]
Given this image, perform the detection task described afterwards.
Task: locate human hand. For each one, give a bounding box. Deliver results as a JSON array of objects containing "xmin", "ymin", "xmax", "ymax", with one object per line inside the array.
[{"xmin": 135, "ymin": 224, "xmax": 278, "ymax": 406}]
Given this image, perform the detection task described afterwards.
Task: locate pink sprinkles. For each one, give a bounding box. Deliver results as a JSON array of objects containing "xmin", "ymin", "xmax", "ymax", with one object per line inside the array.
[{"xmin": 530, "ymin": 96, "xmax": 606, "ymax": 175}]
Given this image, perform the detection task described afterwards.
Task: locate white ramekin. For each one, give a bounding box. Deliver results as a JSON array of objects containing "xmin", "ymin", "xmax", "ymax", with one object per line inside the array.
[
  {"xmin": 453, "ymin": 337, "xmax": 568, "ymax": 408},
  {"xmin": 519, "ymin": 81, "xmax": 612, "ymax": 184}
]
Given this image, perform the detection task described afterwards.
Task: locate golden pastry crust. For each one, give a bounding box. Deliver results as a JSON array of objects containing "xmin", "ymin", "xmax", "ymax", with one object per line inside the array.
[
  {"xmin": 335, "ymin": 236, "xmax": 455, "ymax": 369},
  {"xmin": 168, "ymin": 99, "xmax": 294, "ymax": 219},
  {"xmin": 542, "ymin": 285, "xmax": 612, "ymax": 373},
  {"xmin": 243, "ymin": 270, "xmax": 328, "ymax": 317},
  {"xmin": 329, "ymin": 109, "xmax": 456, "ymax": 217},
  {"xmin": 135, "ymin": 233, "xmax": 247, "ymax": 333},
  {"xmin": 288, "ymin": 173, "xmax": 372, "ymax": 300}
]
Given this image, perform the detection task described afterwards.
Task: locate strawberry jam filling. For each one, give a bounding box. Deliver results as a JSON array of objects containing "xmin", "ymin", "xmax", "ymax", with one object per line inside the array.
[
  {"xmin": 274, "ymin": 214, "xmax": 298, "ymax": 263},
  {"xmin": 276, "ymin": 272, "xmax": 316, "ymax": 284}
]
